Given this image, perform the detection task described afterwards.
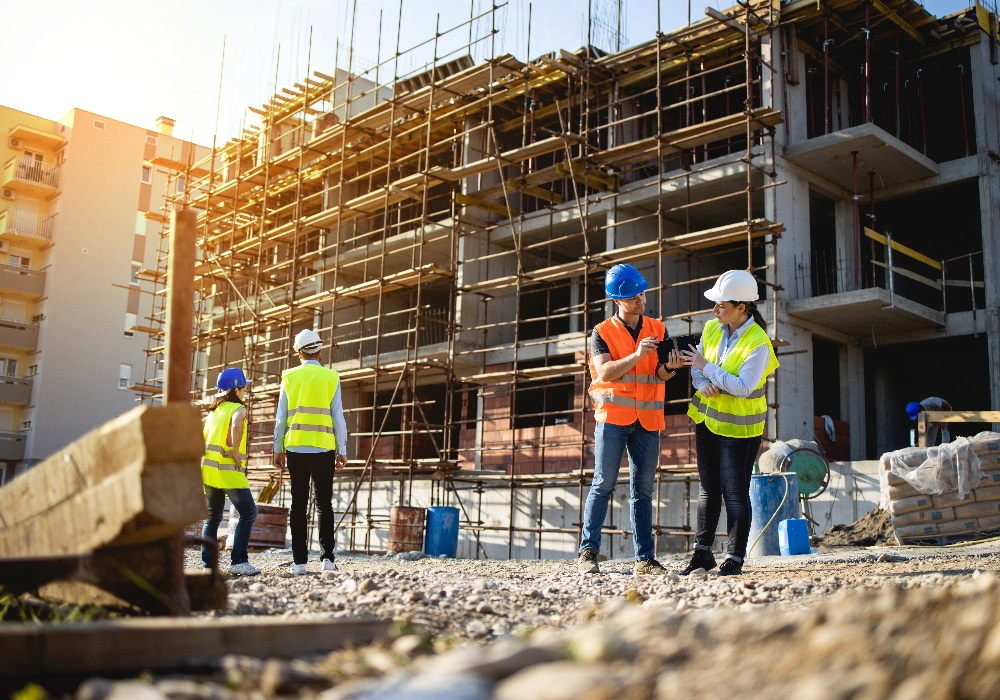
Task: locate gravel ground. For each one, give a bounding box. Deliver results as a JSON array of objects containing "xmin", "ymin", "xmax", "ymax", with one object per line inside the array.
[{"xmin": 15, "ymin": 536, "xmax": 1000, "ymax": 699}]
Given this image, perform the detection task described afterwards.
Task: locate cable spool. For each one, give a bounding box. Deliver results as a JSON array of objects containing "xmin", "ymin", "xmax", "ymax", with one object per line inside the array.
[{"xmin": 779, "ymin": 447, "xmax": 830, "ymax": 499}]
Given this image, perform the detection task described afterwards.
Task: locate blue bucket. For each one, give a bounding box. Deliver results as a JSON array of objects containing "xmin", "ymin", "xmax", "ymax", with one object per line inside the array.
[
  {"xmin": 747, "ymin": 473, "xmax": 800, "ymax": 557},
  {"xmin": 425, "ymin": 506, "xmax": 460, "ymax": 557}
]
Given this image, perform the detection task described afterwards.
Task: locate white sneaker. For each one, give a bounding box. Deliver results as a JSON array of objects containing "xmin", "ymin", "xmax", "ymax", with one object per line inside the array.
[
  {"xmin": 321, "ymin": 558, "xmax": 338, "ymax": 572},
  {"xmin": 290, "ymin": 563, "xmax": 308, "ymax": 575},
  {"xmin": 228, "ymin": 562, "xmax": 260, "ymax": 576}
]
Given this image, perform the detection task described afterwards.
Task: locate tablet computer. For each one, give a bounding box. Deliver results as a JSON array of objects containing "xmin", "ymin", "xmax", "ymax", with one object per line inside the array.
[{"xmin": 657, "ymin": 333, "xmax": 701, "ymax": 363}]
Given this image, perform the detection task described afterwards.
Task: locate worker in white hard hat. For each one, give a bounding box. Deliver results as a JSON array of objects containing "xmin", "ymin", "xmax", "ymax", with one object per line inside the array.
[
  {"xmin": 677, "ymin": 270, "xmax": 779, "ymax": 577},
  {"xmin": 273, "ymin": 328, "xmax": 348, "ymax": 575}
]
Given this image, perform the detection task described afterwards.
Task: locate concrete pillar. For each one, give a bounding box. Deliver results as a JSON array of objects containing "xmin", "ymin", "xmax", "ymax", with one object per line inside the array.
[{"xmin": 969, "ymin": 37, "xmax": 1000, "ymax": 416}]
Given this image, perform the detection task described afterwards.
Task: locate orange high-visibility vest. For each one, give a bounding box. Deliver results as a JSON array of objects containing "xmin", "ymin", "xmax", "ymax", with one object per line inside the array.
[{"xmin": 588, "ymin": 315, "xmax": 665, "ymax": 431}]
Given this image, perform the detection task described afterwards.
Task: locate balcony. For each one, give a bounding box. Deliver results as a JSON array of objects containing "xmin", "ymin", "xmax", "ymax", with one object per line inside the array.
[
  {"xmin": 0, "ymin": 430, "xmax": 26, "ymax": 461},
  {"xmin": 0, "ymin": 318, "xmax": 39, "ymax": 350},
  {"xmin": 0, "ymin": 375, "xmax": 32, "ymax": 404},
  {"xmin": 784, "ymin": 123, "xmax": 937, "ymax": 191},
  {"xmin": 788, "ymin": 229, "xmax": 983, "ymax": 339},
  {"xmin": 0, "ymin": 208, "xmax": 54, "ymax": 246},
  {"xmin": 1, "ymin": 158, "xmax": 60, "ymax": 197},
  {"xmin": 0, "ymin": 263, "xmax": 44, "ymax": 298}
]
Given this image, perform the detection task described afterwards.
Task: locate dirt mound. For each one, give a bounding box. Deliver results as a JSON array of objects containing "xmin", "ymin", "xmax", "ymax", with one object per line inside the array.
[{"xmin": 817, "ymin": 506, "xmax": 897, "ymax": 548}]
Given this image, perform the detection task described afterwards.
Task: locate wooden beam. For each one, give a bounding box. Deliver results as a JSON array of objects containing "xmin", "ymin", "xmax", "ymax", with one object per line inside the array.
[
  {"xmin": 0, "ymin": 617, "xmax": 390, "ymax": 678},
  {"xmin": 455, "ymin": 192, "xmax": 518, "ymax": 218},
  {"xmin": 0, "ymin": 404, "xmax": 206, "ymax": 557}
]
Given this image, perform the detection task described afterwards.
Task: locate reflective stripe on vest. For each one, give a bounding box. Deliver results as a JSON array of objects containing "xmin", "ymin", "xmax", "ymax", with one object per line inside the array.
[
  {"xmin": 588, "ymin": 315, "xmax": 665, "ymax": 431},
  {"xmin": 282, "ymin": 363, "xmax": 340, "ymax": 451},
  {"xmin": 201, "ymin": 401, "xmax": 250, "ymax": 489},
  {"xmin": 686, "ymin": 319, "xmax": 779, "ymax": 438}
]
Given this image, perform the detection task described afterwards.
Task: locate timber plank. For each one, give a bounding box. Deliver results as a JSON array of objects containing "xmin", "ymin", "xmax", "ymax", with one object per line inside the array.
[
  {"xmin": 0, "ymin": 617, "xmax": 390, "ymax": 678},
  {"xmin": 0, "ymin": 405, "xmax": 206, "ymax": 557}
]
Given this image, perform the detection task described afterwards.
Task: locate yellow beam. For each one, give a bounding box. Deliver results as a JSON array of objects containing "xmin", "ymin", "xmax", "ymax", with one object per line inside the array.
[
  {"xmin": 455, "ymin": 192, "xmax": 518, "ymax": 218},
  {"xmin": 507, "ymin": 180, "xmax": 565, "ymax": 204},
  {"xmin": 870, "ymin": 0, "xmax": 925, "ymax": 45},
  {"xmin": 864, "ymin": 227, "xmax": 942, "ymax": 270}
]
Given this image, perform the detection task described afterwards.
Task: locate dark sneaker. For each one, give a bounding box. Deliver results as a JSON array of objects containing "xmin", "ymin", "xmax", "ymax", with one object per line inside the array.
[
  {"xmin": 679, "ymin": 549, "xmax": 717, "ymax": 575},
  {"xmin": 717, "ymin": 558, "xmax": 743, "ymax": 576},
  {"xmin": 634, "ymin": 558, "xmax": 669, "ymax": 575},
  {"xmin": 577, "ymin": 547, "xmax": 600, "ymax": 574}
]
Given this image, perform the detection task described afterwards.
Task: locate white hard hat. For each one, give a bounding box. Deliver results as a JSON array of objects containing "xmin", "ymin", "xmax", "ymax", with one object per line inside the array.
[
  {"xmin": 293, "ymin": 328, "xmax": 323, "ymax": 352},
  {"xmin": 704, "ymin": 270, "xmax": 759, "ymax": 303}
]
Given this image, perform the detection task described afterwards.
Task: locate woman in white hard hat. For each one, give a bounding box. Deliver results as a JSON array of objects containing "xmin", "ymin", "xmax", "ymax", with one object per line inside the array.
[
  {"xmin": 678, "ymin": 270, "xmax": 779, "ymax": 576},
  {"xmin": 201, "ymin": 367, "xmax": 260, "ymax": 576}
]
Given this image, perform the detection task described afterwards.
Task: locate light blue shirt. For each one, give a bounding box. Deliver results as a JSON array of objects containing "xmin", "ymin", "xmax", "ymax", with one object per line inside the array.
[
  {"xmin": 272, "ymin": 359, "xmax": 348, "ymax": 456},
  {"xmin": 691, "ymin": 316, "xmax": 771, "ymax": 399}
]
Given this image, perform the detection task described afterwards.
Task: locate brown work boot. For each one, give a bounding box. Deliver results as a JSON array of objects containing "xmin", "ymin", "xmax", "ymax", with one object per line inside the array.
[
  {"xmin": 577, "ymin": 547, "xmax": 599, "ymax": 574},
  {"xmin": 634, "ymin": 557, "xmax": 669, "ymax": 575}
]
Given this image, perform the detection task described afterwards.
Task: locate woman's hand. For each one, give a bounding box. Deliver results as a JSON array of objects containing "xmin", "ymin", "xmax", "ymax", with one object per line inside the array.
[
  {"xmin": 663, "ymin": 348, "xmax": 686, "ymax": 371},
  {"xmin": 679, "ymin": 344, "xmax": 708, "ymax": 371},
  {"xmin": 700, "ymin": 384, "xmax": 722, "ymax": 397},
  {"xmin": 274, "ymin": 452, "xmax": 286, "ymax": 469}
]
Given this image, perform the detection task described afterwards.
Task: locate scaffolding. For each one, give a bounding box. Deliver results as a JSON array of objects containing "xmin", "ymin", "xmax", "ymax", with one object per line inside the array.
[{"xmin": 137, "ymin": 0, "xmax": 791, "ymax": 558}]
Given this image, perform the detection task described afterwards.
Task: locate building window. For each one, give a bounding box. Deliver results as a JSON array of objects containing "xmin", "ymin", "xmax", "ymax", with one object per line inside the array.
[
  {"xmin": 0, "ymin": 358, "xmax": 16, "ymax": 377},
  {"xmin": 21, "ymin": 420, "xmax": 32, "ymax": 430},
  {"xmin": 27, "ymin": 364, "xmax": 37, "ymax": 376},
  {"xmin": 513, "ymin": 355, "xmax": 576, "ymax": 429},
  {"xmin": 93, "ymin": 120, "xmax": 106, "ymax": 130},
  {"xmin": 135, "ymin": 212, "xmax": 147, "ymax": 236},
  {"xmin": 130, "ymin": 262, "xmax": 141, "ymax": 286},
  {"xmin": 141, "ymin": 166, "xmax": 152, "ymax": 184},
  {"xmin": 9, "ymin": 254, "xmax": 29, "ymax": 268},
  {"xmin": 146, "ymin": 135, "xmax": 158, "ymax": 146},
  {"xmin": 119, "ymin": 363, "xmax": 131, "ymax": 389},
  {"xmin": 124, "ymin": 312, "xmax": 137, "ymax": 337},
  {"xmin": 175, "ymin": 176, "xmax": 186, "ymax": 194}
]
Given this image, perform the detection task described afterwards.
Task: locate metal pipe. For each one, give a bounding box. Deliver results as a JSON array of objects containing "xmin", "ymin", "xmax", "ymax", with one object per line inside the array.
[{"xmin": 885, "ymin": 229, "xmax": 895, "ymax": 308}]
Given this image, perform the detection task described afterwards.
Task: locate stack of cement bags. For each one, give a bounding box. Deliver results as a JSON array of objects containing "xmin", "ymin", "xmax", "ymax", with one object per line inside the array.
[{"xmin": 880, "ymin": 432, "xmax": 1000, "ymax": 544}]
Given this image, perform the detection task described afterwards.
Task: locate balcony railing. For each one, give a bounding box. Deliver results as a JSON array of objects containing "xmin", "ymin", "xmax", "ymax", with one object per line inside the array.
[
  {"xmin": 0, "ymin": 262, "xmax": 45, "ymax": 297},
  {"xmin": 794, "ymin": 229, "xmax": 984, "ymax": 314},
  {"xmin": 0, "ymin": 430, "xmax": 26, "ymax": 461},
  {"xmin": 0, "ymin": 208, "xmax": 54, "ymax": 242},
  {"xmin": 2, "ymin": 158, "xmax": 60, "ymax": 191},
  {"xmin": 0, "ymin": 318, "xmax": 39, "ymax": 350},
  {"xmin": 0, "ymin": 375, "xmax": 32, "ymax": 404}
]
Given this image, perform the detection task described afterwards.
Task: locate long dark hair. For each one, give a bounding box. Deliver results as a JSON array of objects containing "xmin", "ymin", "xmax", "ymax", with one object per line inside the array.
[
  {"xmin": 208, "ymin": 388, "xmax": 245, "ymax": 412},
  {"xmin": 732, "ymin": 299, "xmax": 766, "ymax": 331}
]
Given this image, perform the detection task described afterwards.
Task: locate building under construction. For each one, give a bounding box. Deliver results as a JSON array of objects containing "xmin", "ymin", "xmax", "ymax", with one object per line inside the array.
[{"xmin": 139, "ymin": 0, "xmax": 1000, "ymax": 559}]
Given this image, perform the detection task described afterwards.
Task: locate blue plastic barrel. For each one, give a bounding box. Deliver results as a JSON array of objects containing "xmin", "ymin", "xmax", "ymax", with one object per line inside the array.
[
  {"xmin": 425, "ymin": 506, "xmax": 460, "ymax": 557},
  {"xmin": 778, "ymin": 518, "xmax": 810, "ymax": 556},
  {"xmin": 747, "ymin": 473, "xmax": 801, "ymax": 557}
]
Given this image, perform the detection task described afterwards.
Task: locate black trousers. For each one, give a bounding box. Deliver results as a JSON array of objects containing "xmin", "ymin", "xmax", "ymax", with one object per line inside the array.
[
  {"xmin": 286, "ymin": 451, "xmax": 337, "ymax": 564},
  {"xmin": 694, "ymin": 422, "xmax": 761, "ymax": 559}
]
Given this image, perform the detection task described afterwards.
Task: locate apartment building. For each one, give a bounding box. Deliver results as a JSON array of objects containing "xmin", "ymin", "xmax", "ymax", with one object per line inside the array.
[{"xmin": 0, "ymin": 106, "xmax": 209, "ymax": 484}]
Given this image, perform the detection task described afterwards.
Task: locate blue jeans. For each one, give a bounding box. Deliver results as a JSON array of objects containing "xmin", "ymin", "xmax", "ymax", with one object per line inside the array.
[
  {"xmin": 694, "ymin": 422, "xmax": 761, "ymax": 558},
  {"xmin": 580, "ymin": 420, "xmax": 659, "ymax": 561},
  {"xmin": 203, "ymin": 486, "xmax": 257, "ymax": 567}
]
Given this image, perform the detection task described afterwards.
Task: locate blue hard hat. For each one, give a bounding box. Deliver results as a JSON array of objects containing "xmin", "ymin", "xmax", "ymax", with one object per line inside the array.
[
  {"xmin": 906, "ymin": 401, "xmax": 921, "ymax": 421},
  {"xmin": 604, "ymin": 264, "xmax": 648, "ymax": 299},
  {"xmin": 217, "ymin": 368, "xmax": 248, "ymax": 390}
]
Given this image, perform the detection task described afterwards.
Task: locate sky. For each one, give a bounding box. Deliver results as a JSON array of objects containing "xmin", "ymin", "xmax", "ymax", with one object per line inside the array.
[{"xmin": 0, "ymin": 0, "xmax": 974, "ymax": 147}]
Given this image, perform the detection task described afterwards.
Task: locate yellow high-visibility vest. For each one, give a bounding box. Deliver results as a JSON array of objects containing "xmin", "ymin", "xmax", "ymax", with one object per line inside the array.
[
  {"xmin": 687, "ymin": 319, "xmax": 778, "ymax": 438},
  {"xmin": 282, "ymin": 363, "xmax": 340, "ymax": 451},
  {"xmin": 201, "ymin": 401, "xmax": 250, "ymax": 489}
]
